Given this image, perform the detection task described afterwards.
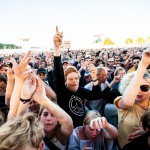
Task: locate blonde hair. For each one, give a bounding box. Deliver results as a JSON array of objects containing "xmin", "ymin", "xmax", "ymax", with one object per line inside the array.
[
  {"xmin": 119, "ymin": 70, "xmax": 150, "ymax": 95},
  {"xmin": 64, "ymin": 66, "xmax": 80, "ymax": 81},
  {"xmin": 0, "ymin": 112, "xmax": 45, "ymax": 150},
  {"xmin": 83, "ymin": 110, "xmax": 101, "ymax": 125}
]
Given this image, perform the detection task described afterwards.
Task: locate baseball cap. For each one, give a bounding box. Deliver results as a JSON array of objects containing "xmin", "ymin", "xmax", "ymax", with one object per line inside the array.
[
  {"xmin": 84, "ymin": 70, "xmax": 90, "ymax": 77},
  {"xmin": 37, "ymin": 68, "xmax": 47, "ymax": 74},
  {"xmin": 62, "ymin": 59, "xmax": 68, "ymax": 64}
]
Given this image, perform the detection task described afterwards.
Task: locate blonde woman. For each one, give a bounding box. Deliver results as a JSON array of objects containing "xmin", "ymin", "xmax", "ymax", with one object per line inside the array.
[
  {"xmin": 32, "ymin": 77, "xmax": 73, "ymax": 150},
  {"xmin": 68, "ymin": 110, "xmax": 118, "ymax": 150},
  {"xmin": 0, "ymin": 113, "xmax": 44, "ymax": 150},
  {"xmin": 17, "ymin": 71, "xmax": 73, "ymax": 150},
  {"xmin": 6, "ymin": 50, "xmax": 73, "ymax": 150},
  {"xmin": 114, "ymin": 48, "xmax": 150, "ymax": 149}
]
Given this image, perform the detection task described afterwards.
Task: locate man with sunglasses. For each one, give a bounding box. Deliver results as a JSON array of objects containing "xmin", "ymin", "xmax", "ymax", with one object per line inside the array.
[
  {"xmin": 114, "ymin": 48, "xmax": 150, "ymax": 149},
  {"xmin": 127, "ymin": 56, "xmax": 141, "ymax": 73}
]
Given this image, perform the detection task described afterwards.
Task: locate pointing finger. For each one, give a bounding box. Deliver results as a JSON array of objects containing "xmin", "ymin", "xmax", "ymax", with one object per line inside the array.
[{"xmin": 56, "ymin": 26, "xmax": 59, "ymax": 33}]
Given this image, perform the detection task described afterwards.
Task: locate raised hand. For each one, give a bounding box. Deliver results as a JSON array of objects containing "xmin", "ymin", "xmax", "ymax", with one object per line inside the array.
[
  {"xmin": 141, "ymin": 48, "xmax": 150, "ymax": 67},
  {"xmin": 90, "ymin": 117, "xmax": 109, "ymax": 130},
  {"xmin": 32, "ymin": 76, "xmax": 47, "ymax": 105},
  {"xmin": 21, "ymin": 75, "xmax": 36, "ymax": 99},
  {"xmin": 53, "ymin": 26, "xmax": 63, "ymax": 49},
  {"xmin": 87, "ymin": 64, "xmax": 97, "ymax": 80},
  {"xmin": 11, "ymin": 50, "xmax": 32, "ymax": 80},
  {"xmin": 7, "ymin": 68, "xmax": 15, "ymax": 80},
  {"xmin": 113, "ymin": 75, "xmax": 122, "ymax": 83}
]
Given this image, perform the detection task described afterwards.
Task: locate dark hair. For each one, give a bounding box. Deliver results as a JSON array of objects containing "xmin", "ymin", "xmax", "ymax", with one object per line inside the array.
[
  {"xmin": 0, "ymin": 64, "xmax": 7, "ymax": 70},
  {"xmin": 122, "ymin": 50, "xmax": 128, "ymax": 54},
  {"xmin": 116, "ymin": 62, "xmax": 125, "ymax": 68},
  {"xmin": 132, "ymin": 56, "xmax": 141, "ymax": 61},
  {"xmin": 141, "ymin": 109, "xmax": 150, "ymax": 130},
  {"xmin": 0, "ymin": 74, "xmax": 7, "ymax": 84}
]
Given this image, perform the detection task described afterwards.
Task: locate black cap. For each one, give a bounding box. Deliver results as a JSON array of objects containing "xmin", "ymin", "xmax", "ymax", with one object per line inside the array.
[
  {"xmin": 62, "ymin": 59, "xmax": 68, "ymax": 64},
  {"xmin": 37, "ymin": 68, "xmax": 47, "ymax": 74}
]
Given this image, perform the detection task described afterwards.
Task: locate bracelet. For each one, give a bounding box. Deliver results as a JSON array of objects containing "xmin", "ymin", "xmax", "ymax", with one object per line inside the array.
[
  {"xmin": 20, "ymin": 98, "xmax": 31, "ymax": 104},
  {"xmin": 92, "ymin": 79, "xmax": 98, "ymax": 82}
]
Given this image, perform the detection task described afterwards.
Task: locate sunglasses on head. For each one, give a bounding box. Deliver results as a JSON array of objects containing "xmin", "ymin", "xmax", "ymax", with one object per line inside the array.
[{"xmin": 140, "ymin": 85, "xmax": 150, "ymax": 92}]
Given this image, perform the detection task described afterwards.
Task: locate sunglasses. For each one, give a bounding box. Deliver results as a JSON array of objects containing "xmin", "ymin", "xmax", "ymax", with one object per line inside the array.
[{"xmin": 140, "ymin": 85, "xmax": 150, "ymax": 92}]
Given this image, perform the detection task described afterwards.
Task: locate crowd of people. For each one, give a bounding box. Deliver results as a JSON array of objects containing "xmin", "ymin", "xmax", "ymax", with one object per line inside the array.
[{"xmin": 0, "ymin": 26, "xmax": 150, "ymax": 150}]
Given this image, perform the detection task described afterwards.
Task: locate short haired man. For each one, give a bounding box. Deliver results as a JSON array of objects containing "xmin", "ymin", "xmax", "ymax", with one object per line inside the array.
[{"xmin": 127, "ymin": 56, "xmax": 141, "ymax": 73}]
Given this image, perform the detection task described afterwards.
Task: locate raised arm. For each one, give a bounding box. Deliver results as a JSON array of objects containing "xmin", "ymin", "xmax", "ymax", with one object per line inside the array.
[
  {"xmin": 88, "ymin": 63, "xmax": 98, "ymax": 86},
  {"xmin": 7, "ymin": 51, "xmax": 32, "ymax": 120},
  {"xmin": 53, "ymin": 26, "xmax": 66, "ymax": 90},
  {"xmin": 5, "ymin": 68, "xmax": 15, "ymax": 106},
  {"xmin": 17, "ymin": 75, "xmax": 36, "ymax": 116},
  {"xmin": 32, "ymin": 76, "xmax": 73, "ymax": 141},
  {"xmin": 90, "ymin": 116, "xmax": 119, "ymax": 139},
  {"xmin": 118, "ymin": 48, "xmax": 150, "ymax": 109},
  {"xmin": 53, "ymin": 26, "xmax": 63, "ymax": 57},
  {"xmin": 43, "ymin": 82, "xmax": 57, "ymax": 102}
]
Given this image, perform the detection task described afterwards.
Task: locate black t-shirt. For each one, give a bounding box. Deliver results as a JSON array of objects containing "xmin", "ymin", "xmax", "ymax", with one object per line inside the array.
[{"xmin": 54, "ymin": 56, "xmax": 102, "ymax": 127}]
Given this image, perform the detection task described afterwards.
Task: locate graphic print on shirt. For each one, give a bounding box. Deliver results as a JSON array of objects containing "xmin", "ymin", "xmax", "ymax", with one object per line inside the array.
[{"xmin": 69, "ymin": 95, "xmax": 85, "ymax": 116}]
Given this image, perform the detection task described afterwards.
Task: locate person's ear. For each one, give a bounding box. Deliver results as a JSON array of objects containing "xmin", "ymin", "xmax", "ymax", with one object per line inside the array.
[{"xmin": 38, "ymin": 141, "xmax": 44, "ymax": 150}]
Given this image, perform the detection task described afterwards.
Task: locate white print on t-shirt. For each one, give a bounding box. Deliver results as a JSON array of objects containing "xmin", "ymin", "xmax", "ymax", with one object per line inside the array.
[{"xmin": 69, "ymin": 95, "xmax": 85, "ymax": 116}]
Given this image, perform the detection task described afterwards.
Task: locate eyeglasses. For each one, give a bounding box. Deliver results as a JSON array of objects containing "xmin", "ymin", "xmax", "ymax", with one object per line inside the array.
[
  {"xmin": 133, "ymin": 61, "xmax": 140, "ymax": 65},
  {"xmin": 140, "ymin": 85, "xmax": 150, "ymax": 92}
]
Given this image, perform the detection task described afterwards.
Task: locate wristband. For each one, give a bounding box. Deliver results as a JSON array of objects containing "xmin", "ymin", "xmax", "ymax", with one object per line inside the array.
[
  {"xmin": 92, "ymin": 79, "xmax": 98, "ymax": 82},
  {"xmin": 20, "ymin": 98, "xmax": 31, "ymax": 104}
]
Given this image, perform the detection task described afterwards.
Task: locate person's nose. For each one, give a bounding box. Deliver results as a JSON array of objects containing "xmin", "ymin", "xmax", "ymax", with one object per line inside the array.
[
  {"xmin": 92, "ymin": 130, "xmax": 97, "ymax": 136},
  {"xmin": 46, "ymin": 114, "xmax": 52, "ymax": 121},
  {"xmin": 73, "ymin": 78, "xmax": 77, "ymax": 83}
]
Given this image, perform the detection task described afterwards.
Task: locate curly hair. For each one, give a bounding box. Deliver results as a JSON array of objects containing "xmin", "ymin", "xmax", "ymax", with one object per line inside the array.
[{"xmin": 0, "ymin": 112, "xmax": 45, "ymax": 150}]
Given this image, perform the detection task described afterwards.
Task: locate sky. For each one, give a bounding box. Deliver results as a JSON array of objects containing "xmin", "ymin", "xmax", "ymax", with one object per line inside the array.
[{"xmin": 0, "ymin": 0, "xmax": 150, "ymax": 49}]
